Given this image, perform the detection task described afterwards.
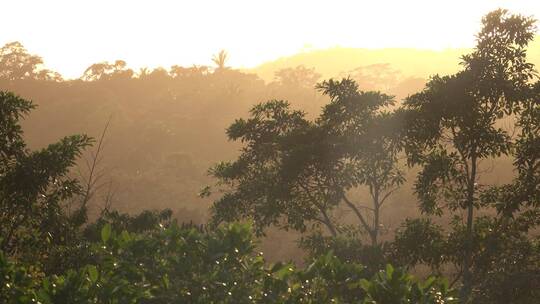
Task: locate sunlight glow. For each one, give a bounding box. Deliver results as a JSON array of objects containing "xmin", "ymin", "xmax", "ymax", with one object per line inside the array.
[{"xmin": 1, "ymin": 0, "xmax": 539, "ymax": 78}]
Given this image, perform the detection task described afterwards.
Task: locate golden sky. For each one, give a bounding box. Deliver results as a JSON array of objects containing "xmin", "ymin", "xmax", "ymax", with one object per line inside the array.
[{"xmin": 2, "ymin": 0, "xmax": 539, "ymax": 79}]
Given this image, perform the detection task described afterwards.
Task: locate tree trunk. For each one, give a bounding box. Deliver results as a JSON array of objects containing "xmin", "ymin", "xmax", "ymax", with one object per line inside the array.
[
  {"xmin": 460, "ymin": 155, "xmax": 477, "ymax": 303},
  {"xmin": 321, "ymin": 210, "xmax": 338, "ymax": 237},
  {"xmin": 371, "ymin": 190, "xmax": 380, "ymax": 247}
]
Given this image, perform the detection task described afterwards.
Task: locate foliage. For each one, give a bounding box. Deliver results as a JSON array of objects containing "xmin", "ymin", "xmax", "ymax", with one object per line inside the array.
[
  {"xmin": 0, "ymin": 42, "xmax": 61, "ymax": 81},
  {"xmin": 212, "ymin": 50, "xmax": 229, "ymax": 70},
  {"xmin": 0, "ymin": 8, "xmax": 538, "ymax": 304},
  {"xmin": 83, "ymin": 208, "xmax": 175, "ymax": 242},
  {"xmin": 481, "ymin": 80, "xmax": 540, "ymax": 216},
  {"xmin": 0, "ymin": 222, "xmax": 456, "ymax": 303},
  {"xmin": 209, "ymin": 78, "xmax": 403, "ymax": 247},
  {"xmin": 81, "ymin": 60, "xmax": 133, "ymax": 81},
  {"xmin": 0, "ymin": 91, "xmax": 92, "ymax": 269},
  {"xmin": 390, "ymin": 218, "xmax": 447, "ymax": 271},
  {"xmin": 299, "ymin": 229, "xmax": 389, "ymax": 276},
  {"xmin": 361, "ymin": 264, "xmax": 457, "ymax": 304},
  {"xmin": 272, "ymin": 65, "xmax": 321, "ymax": 89},
  {"xmin": 401, "ymin": 9, "xmax": 537, "ymax": 301},
  {"xmin": 317, "ymin": 78, "xmax": 404, "ymax": 244},
  {"xmin": 390, "ymin": 215, "xmax": 540, "ymax": 303}
]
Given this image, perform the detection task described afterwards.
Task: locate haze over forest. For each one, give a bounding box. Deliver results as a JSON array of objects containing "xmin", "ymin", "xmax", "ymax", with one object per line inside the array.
[
  {"xmin": 1, "ymin": 2, "xmax": 539, "ymax": 303},
  {"xmin": 7, "ymin": 43, "xmax": 535, "ymax": 239}
]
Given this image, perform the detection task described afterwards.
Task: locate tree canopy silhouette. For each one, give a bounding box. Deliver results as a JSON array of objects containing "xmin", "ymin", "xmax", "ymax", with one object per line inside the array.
[
  {"xmin": 208, "ymin": 78, "xmax": 404, "ymax": 247},
  {"xmin": 402, "ymin": 9, "xmax": 537, "ymax": 302}
]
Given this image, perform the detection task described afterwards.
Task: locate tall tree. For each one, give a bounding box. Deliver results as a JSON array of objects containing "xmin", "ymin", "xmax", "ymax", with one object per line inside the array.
[
  {"xmin": 208, "ymin": 78, "xmax": 403, "ymax": 246},
  {"xmin": 81, "ymin": 60, "xmax": 133, "ymax": 81},
  {"xmin": 0, "ymin": 42, "xmax": 61, "ymax": 81},
  {"xmin": 273, "ymin": 65, "xmax": 321, "ymax": 89},
  {"xmin": 212, "ymin": 50, "xmax": 229, "ymax": 70},
  {"xmin": 0, "ymin": 91, "xmax": 91, "ymax": 265},
  {"xmin": 402, "ymin": 9, "xmax": 536, "ymax": 302},
  {"xmin": 483, "ymin": 80, "xmax": 540, "ymax": 215},
  {"xmin": 316, "ymin": 78, "xmax": 404, "ymax": 245}
]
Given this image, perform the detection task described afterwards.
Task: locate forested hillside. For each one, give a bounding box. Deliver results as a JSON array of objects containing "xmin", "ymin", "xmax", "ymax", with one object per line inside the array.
[
  {"xmin": 0, "ymin": 8, "xmax": 539, "ymax": 304},
  {"xmin": 1, "ymin": 42, "xmax": 521, "ymax": 225}
]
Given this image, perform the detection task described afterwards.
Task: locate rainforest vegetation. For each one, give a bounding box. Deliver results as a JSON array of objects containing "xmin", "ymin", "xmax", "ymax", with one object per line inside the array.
[{"xmin": 0, "ymin": 9, "xmax": 539, "ymax": 303}]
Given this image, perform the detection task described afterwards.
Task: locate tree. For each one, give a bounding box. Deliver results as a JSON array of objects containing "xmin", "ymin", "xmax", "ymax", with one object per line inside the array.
[
  {"xmin": 208, "ymin": 78, "xmax": 404, "ymax": 247},
  {"xmin": 212, "ymin": 49, "xmax": 229, "ymax": 70},
  {"xmin": 0, "ymin": 42, "xmax": 61, "ymax": 81},
  {"xmin": 169, "ymin": 64, "xmax": 210, "ymax": 78},
  {"xmin": 482, "ymin": 80, "xmax": 540, "ymax": 215},
  {"xmin": 469, "ymin": 74, "xmax": 540, "ymax": 304},
  {"xmin": 207, "ymin": 100, "xmax": 326, "ymax": 235},
  {"xmin": 81, "ymin": 60, "xmax": 133, "ymax": 81},
  {"xmin": 317, "ymin": 78, "xmax": 404, "ymax": 246},
  {"xmin": 344, "ymin": 63, "xmax": 402, "ymax": 92},
  {"xmin": 391, "ymin": 80, "xmax": 540, "ymax": 302},
  {"xmin": 0, "ymin": 91, "xmax": 91, "ymax": 266},
  {"xmin": 273, "ymin": 65, "xmax": 321, "ymax": 90},
  {"xmin": 402, "ymin": 9, "xmax": 537, "ymax": 302}
]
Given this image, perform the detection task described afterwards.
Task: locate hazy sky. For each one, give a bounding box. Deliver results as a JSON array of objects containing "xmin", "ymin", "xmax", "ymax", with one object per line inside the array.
[{"xmin": 2, "ymin": 0, "xmax": 539, "ymax": 78}]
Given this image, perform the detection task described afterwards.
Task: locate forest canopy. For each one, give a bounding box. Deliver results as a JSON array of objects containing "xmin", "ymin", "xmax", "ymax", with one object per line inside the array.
[{"xmin": 0, "ymin": 8, "xmax": 539, "ymax": 304}]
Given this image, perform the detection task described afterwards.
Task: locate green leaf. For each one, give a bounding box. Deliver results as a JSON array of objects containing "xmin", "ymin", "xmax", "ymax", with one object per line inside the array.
[
  {"xmin": 163, "ymin": 274, "xmax": 170, "ymax": 289},
  {"xmin": 422, "ymin": 276, "xmax": 436, "ymax": 289},
  {"xmin": 36, "ymin": 289, "xmax": 53, "ymax": 304},
  {"xmin": 273, "ymin": 264, "xmax": 293, "ymax": 280},
  {"xmin": 359, "ymin": 279, "xmax": 371, "ymax": 291},
  {"xmin": 385, "ymin": 264, "xmax": 394, "ymax": 278},
  {"xmin": 120, "ymin": 230, "xmax": 131, "ymax": 242},
  {"xmin": 101, "ymin": 223, "xmax": 112, "ymax": 243},
  {"xmin": 88, "ymin": 265, "xmax": 99, "ymax": 283}
]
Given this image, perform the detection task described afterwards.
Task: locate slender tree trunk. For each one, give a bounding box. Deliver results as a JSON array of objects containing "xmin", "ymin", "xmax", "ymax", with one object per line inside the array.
[
  {"xmin": 460, "ymin": 155, "xmax": 477, "ymax": 303},
  {"xmin": 321, "ymin": 209, "xmax": 338, "ymax": 237},
  {"xmin": 342, "ymin": 194, "xmax": 373, "ymax": 243},
  {"xmin": 371, "ymin": 190, "xmax": 380, "ymax": 247}
]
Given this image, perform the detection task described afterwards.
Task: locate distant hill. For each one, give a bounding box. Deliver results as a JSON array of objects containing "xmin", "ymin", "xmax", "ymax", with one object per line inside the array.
[{"xmin": 249, "ymin": 36, "xmax": 540, "ymax": 83}]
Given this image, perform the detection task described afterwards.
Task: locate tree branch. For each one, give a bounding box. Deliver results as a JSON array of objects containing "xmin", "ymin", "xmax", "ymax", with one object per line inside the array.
[{"xmin": 342, "ymin": 193, "xmax": 373, "ymax": 235}]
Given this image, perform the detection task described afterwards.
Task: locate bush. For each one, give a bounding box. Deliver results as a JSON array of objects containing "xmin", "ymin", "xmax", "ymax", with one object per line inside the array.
[{"xmin": 0, "ymin": 222, "xmax": 457, "ymax": 303}]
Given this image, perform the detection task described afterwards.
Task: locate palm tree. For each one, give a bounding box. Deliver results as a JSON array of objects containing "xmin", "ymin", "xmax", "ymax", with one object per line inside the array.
[{"xmin": 212, "ymin": 50, "xmax": 228, "ymax": 70}]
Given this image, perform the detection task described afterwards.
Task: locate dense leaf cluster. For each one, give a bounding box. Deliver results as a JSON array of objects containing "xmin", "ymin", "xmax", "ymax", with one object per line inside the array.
[{"xmin": 0, "ymin": 222, "xmax": 456, "ymax": 304}]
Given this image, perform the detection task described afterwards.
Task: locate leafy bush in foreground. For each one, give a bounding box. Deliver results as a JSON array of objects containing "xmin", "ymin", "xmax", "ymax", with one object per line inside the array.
[{"xmin": 1, "ymin": 223, "xmax": 457, "ymax": 303}]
